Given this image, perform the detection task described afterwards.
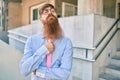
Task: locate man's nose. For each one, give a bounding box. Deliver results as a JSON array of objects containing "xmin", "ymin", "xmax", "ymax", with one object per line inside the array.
[{"xmin": 48, "ymin": 10, "xmax": 52, "ymax": 14}]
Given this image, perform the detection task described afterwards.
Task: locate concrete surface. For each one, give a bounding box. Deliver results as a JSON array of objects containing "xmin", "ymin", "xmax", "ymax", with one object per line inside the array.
[{"xmin": 0, "ymin": 40, "xmax": 30, "ymax": 80}]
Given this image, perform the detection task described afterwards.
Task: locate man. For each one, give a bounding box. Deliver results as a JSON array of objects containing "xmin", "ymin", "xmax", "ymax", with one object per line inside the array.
[{"xmin": 20, "ymin": 3, "xmax": 73, "ymax": 80}]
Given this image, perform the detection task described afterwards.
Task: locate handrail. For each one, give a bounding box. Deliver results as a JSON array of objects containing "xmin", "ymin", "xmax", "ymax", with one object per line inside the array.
[
  {"xmin": 95, "ymin": 18, "xmax": 120, "ymax": 48},
  {"xmin": 93, "ymin": 28, "xmax": 118, "ymax": 60},
  {"xmin": 8, "ymin": 31, "xmax": 29, "ymax": 38},
  {"xmin": 73, "ymin": 18, "xmax": 120, "ymax": 62},
  {"xmin": 73, "ymin": 19, "xmax": 120, "ymax": 50},
  {"xmin": 73, "ymin": 46, "xmax": 95, "ymax": 50},
  {"xmin": 93, "ymin": 18, "xmax": 120, "ymax": 60}
]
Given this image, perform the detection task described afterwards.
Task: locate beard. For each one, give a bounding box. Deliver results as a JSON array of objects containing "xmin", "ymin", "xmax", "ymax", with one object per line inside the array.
[{"xmin": 43, "ymin": 14, "xmax": 62, "ymax": 39}]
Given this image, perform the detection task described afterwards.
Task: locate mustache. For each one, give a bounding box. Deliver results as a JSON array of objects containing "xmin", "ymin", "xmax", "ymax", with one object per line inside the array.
[{"xmin": 46, "ymin": 14, "xmax": 58, "ymax": 25}]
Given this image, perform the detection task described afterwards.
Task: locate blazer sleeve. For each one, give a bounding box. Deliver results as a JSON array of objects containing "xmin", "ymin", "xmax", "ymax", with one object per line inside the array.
[
  {"xmin": 20, "ymin": 37, "xmax": 49, "ymax": 76},
  {"xmin": 38, "ymin": 39, "xmax": 73, "ymax": 80}
]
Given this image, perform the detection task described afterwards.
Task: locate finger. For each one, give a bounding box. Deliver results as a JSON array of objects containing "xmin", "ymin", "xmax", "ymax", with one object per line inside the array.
[
  {"xmin": 51, "ymin": 43, "xmax": 54, "ymax": 46},
  {"xmin": 50, "ymin": 43, "xmax": 53, "ymax": 46}
]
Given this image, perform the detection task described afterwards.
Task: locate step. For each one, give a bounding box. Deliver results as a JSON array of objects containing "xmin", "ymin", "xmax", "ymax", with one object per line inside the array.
[
  {"xmin": 112, "ymin": 56, "xmax": 120, "ymax": 60},
  {"xmin": 111, "ymin": 56, "xmax": 120, "ymax": 67},
  {"xmin": 99, "ymin": 73, "xmax": 120, "ymax": 80},
  {"xmin": 105, "ymin": 64, "xmax": 120, "ymax": 78},
  {"xmin": 116, "ymin": 52, "xmax": 120, "ymax": 56}
]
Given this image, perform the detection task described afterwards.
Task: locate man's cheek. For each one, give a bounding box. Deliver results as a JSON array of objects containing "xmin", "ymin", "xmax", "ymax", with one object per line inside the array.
[
  {"xmin": 52, "ymin": 13, "xmax": 57, "ymax": 18},
  {"xmin": 41, "ymin": 16, "xmax": 47, "ymax": 24}
]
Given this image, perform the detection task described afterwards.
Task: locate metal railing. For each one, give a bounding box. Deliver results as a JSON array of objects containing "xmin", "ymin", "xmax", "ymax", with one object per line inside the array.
[
  {"xmin": 93, "ymin": 18, "xmax": 120, "ymax": 60},
  {"xmin": 73, "ymin": 18, "xmax": 120, "ymax": 62}
]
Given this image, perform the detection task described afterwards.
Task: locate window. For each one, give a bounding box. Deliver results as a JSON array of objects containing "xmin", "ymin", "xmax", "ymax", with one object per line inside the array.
[
  {"xmin": 30, "ymin": 2, "xmax": 46, "ymax": 23},
  {"xmin": 118, "ymin": 3, "xmax": 120, "ymax": 18},
  {"xmin": 32, "ymin": 8, "xmax": 38, "ymax": 20},
  {"xmin": 62, "ymin": 2, "xmax": 77, "ymax": 17}
]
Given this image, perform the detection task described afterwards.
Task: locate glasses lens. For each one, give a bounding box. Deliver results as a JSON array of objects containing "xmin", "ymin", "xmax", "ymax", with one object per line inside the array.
[{"xmin": 43, "ymin": 8, "xmax": 55, "ymax": 15}]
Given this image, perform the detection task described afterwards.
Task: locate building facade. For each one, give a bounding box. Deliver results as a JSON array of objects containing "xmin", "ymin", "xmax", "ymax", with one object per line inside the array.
[
  {"xmin": 6, "ymin": 0, "xmax": 120, "ymax": 80},
  {"xmin": 1, "ymin": 0, "xmax": 120, "ymax": 30},
  {"xmin": 2, "ymin": 0, "xmax": 77, "ymax": 30}
]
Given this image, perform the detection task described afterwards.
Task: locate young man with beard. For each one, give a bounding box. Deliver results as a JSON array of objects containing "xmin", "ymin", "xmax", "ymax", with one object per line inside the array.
[{"xmin": 20, "ymin": 3, "xmax": 73, "ymax": 80}]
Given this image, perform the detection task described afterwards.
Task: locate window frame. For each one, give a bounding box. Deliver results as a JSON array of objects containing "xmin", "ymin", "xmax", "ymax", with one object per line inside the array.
[
  {"xmin": 30, "ymin": 2, "xmax": 46, "ymax": 23},
  {"xmin": 62, "ymin": 2, "xmax": 77, "ymax": 17}
]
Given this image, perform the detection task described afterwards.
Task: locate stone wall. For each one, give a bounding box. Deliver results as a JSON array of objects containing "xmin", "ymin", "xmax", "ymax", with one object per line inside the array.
[
  {"xmin": 8, "ymin": 2, "xmax": 22, "ymax": 29},
  {"xmin": 77, "ymin": 0, "xmax": 103, "ymax": 15}
]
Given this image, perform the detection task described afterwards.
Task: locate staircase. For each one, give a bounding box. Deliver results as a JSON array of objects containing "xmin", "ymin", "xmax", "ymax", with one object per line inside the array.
[{"xmin": 99, "ymin": 52, "xmax": 120, "ymax": 80}]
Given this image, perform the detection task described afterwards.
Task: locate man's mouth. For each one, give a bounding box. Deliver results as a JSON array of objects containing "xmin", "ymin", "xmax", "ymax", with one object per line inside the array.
[{"xmin": 46, "ymin": 14, "xmax": 58, "ymax": 25}]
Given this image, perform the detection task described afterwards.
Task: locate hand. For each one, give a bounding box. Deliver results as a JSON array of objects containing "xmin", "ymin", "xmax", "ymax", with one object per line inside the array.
[{"xmin": 45, "ymin": 42, "xmax": 54, "ymax": 52}]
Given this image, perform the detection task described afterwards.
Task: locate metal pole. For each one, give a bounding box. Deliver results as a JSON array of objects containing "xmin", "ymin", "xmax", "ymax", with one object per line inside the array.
[
  {"xmin": 3, "ymin": 0, "xmax": 7, "ymax": 31},
  {"xmin": 1, "ymin": 0, "xmax": 3, "ymax": 31}
]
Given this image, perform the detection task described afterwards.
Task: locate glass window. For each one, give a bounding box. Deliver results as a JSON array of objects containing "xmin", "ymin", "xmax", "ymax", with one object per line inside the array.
[
  {"xmin": 33, "ymin": 8, "xmax": 38, "ymax": 20},
  {"xmin": 62, "ymin": 2, "xmax": 77, "ymax": 17},
  {"xmin": 65, "ymin": 4, "xmax": 73, "ymax": 17},
  {"xmin": 30, "ymin": 2, "xmax": 46, "ymax": 23}
]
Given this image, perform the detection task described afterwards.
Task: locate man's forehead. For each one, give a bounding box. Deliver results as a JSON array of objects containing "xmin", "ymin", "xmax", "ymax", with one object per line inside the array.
[{"xmin": 43, "ymin": 7, "xmax": 54, "ymax": 10}]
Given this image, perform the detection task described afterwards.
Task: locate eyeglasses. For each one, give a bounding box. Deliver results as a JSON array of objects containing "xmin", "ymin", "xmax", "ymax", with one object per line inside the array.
[{"xmin": 42, "ymin": 8, "xmax": 56, "ymax": 15}]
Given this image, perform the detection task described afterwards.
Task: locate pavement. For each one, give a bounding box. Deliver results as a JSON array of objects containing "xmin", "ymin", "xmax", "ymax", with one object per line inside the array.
[{"xmin": 0, "ymin": 40, "xmax": 30, "ymax": 80}]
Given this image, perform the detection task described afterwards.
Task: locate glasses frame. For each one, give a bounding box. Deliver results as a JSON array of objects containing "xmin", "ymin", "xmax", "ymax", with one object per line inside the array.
[{"xmin": 42, "ymin": 8, "xmax": 56, "ymax": 15}]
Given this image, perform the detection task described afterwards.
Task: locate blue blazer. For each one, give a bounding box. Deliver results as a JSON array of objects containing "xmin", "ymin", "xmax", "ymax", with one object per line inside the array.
[{"xmin": 20, "ymin": 33, "xmax": 73, "ymax": 80}]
